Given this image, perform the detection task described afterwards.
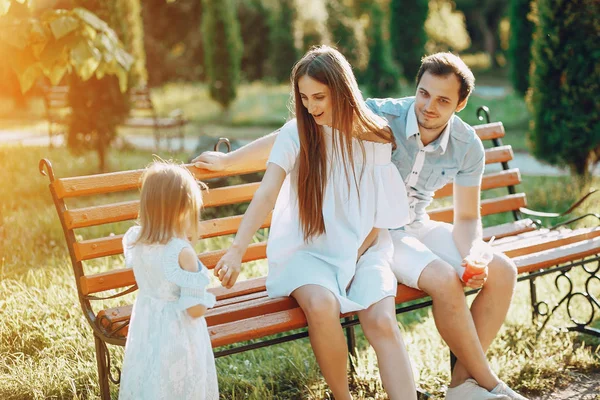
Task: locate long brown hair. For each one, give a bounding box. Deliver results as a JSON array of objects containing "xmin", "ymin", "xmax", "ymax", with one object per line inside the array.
[{"xmin": 291, "ymin": 45, "xmax": 395, "ymax": 242}]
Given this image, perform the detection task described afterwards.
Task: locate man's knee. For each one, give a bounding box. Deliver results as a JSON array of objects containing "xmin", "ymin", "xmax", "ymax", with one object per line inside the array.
[
  {"xmin": 488, "ymin": 253, "xmax": 517, "ymax": 288},
  {"xmin": 418, "ymin": 260, "xmax": 463, "ymax": 298}
]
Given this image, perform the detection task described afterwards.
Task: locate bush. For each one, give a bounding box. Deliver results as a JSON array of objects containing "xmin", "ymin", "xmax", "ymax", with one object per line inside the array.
[
  {"xmin": 68, "ymin": 75, "xmax": 129, "ymax": 172},
  {"xmin": 390, "ymin": 0, "xmax": 428, "ymax": 81},
  {"xmin": 202, "ymin": 0, "xmax": 243, "ymax": 110},
  {"xmin": 363, "ymin": 2, "xmax": 401, "ymax": 97},
  {"xmin": 527, "ymin": 0, "xmax": 600, "ymax": 177},
  {"xmin": 508, "ymin": 0, "xmax": 534, "ymax": 96}
]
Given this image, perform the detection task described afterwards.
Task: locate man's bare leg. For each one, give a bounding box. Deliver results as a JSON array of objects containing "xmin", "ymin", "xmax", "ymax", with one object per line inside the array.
[
  {"xmin": 418, "ymin": 260, "xmax": 501, "ymax": 391},
  {"xmin": 450, "ymin": 253, "xmax": 517, "ymax": 386}
]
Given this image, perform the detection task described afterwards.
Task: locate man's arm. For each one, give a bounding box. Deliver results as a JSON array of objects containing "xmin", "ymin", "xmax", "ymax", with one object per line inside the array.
[
  {"xmin": 192, "ymin": 129, "xmax": 279, "ymax": 171},
  {"xmin": 451, "ymin": 183, "xmax": 483, "ymax": 259}
]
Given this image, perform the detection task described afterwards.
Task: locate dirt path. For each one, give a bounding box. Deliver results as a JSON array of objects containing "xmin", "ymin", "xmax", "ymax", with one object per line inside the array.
[{"xmin": 529, "ymin": 371, "xmax": 600, "ymax": 400}]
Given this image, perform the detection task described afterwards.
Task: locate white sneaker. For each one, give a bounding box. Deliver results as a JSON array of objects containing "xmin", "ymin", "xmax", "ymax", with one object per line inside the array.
[
  {"xmin": 491, "ymin": 381, "xmax": 529, "ymax": 400},
  {"xmin": 446, "ymin": 379, "xmax": 510, "ymax": 400}
]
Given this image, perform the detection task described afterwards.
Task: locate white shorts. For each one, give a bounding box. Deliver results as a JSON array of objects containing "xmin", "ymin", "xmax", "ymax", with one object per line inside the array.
[{"xmin": 390, "ymin": 220, "xmax": 466, "ymax": 289}]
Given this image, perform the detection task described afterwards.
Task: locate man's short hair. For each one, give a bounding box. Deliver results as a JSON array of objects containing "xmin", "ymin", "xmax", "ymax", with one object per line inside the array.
[{"xmin": 416, "ymin": 53, "xmax": 475, "ymax": 103}]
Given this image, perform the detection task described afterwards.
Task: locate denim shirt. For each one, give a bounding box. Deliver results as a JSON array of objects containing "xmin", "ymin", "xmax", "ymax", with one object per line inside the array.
[{"xmin": 365, "ymin": 97, "xmax": 485, "ymax": 224}]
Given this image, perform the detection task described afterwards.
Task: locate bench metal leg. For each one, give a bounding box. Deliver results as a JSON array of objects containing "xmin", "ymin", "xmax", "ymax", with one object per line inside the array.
[
  {"xmin": 94, "ymin": 335, "xmax": 111, "ymax": 400},
  {"xmin": 345, "ymin": 318, "xmax": 357, "ymax": 373}
]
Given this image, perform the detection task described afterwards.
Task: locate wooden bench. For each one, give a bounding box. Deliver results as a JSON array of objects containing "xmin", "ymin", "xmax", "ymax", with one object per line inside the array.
[
  {"xmin": 42, "ymin": 85, "xmax": 187, "ymax": 151},
  {"xmin": 40, "ymin": 107, "xmax": 600, "ymax": 399}
]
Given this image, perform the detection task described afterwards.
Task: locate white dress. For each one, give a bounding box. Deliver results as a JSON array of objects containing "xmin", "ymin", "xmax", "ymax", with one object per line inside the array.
[
  {"xmin": 266, "ymin": 120, "xmax": 410, "ymax": 313},
  {"xmin": 118, "ymin": 226, "xmax": 218, "ymax": 400}
]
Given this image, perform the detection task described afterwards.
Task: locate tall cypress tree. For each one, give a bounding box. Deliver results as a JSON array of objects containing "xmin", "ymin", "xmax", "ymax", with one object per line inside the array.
[
  {"xmin": 268, "ymin": 0, "xmax": 298, "ymax": 82},
  {"xmin": 114, "ymin": 0, "xmax": 148, "ymax": 87},
  {"xmin": 202, "ymin": 0, "xmax": 243, "ymax": 110},
  {"xmin": 363, "ymin": 2, "xmax": 401, "ymax": 97},
  {"xmin": 527, "ymin": 0, "xmax": 600, "ymax": 177},
  {"xmin": 238, "ymin": 0, "xmax": 271, "ymax": 82},
  {"xmin": 390, "ymin": 0, "xmax": 428, "ymax": 81},
  {"xmin": 507, "ymin": 0, "xmax": 533, "ymax": 97},
  {"xmin": 325, "ymin": 0, "xmax": 364, "ymax": 73}
]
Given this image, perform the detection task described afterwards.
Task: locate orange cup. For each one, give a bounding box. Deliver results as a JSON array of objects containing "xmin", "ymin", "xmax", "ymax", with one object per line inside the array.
[{"xmin": 462, "ymin": 257, "xmax": 488, "ymax": 282}]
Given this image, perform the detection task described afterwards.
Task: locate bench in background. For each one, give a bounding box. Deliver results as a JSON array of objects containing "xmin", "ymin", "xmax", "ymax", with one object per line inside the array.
[{"xmin": 42, "ymin": 85, "xmax": 187, "ymax": 151}]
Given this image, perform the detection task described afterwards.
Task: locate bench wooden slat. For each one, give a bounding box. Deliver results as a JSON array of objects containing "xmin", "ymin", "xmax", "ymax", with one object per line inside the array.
[
  {"xmin": 485, "ymin": 145, "xmax": 513, "ymax": 165},
  {"xmin": 124, "ymin": 117, "xmax": 186, "ymax": 128},
  {"xmin": 474, "ymin": 122, "xmax": 505, "ymax": 140},
  {"xmin": 481, "ymin": 218, "xmax": 537, "ymax": 241},
  {"xmin": 80, "ymin": 244, "xmax": 268, "ymax": 295},
  {"xmin": 64, "ymin": 183, "xmax": 261, "ymax": 229},
  {"xmin": 514, "ymin": 236, "xmax": 600, "ymax": 273},
  {"xmin": 429, "ymin": 193, "xmax": 527, "ymax": 223},
  {"xmin": 53, "ymin": 161, "xmax": 268, "ymax": 199},
  {"xmin": 434, "ymin": 168, "xmax": 521, "ymax": 199},
  {"xmin": 497, "ymin": 227, "xmax": 600, "ymax": 258},
  {"xmin": 73, "ymin": 214, "xmax": 271, "ymax": 261}
]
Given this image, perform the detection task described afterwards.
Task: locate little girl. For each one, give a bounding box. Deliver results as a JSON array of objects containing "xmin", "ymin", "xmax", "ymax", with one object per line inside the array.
[{"xmin": 118, "ymin": 161, "xmax": 218, "ymax": 400}]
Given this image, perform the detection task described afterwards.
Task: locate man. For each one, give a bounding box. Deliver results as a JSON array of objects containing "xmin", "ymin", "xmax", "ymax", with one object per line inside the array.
[{"xmin": 192, "ymin": 53, "xmax": 527, "ymax": 400}]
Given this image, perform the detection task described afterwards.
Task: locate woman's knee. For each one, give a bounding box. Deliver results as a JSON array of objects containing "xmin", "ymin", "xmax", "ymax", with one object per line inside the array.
[
  {"xmin": 361, "ymin": 307, "xmax": 400, "ymax": 341},
  {"xmin": 294, "ymin": 286, "xmax": 340, "ymax": 322}
]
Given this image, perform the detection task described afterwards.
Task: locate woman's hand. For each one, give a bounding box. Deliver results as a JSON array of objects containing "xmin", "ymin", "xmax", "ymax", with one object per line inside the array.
[
  {"xmin": 214, "ymin": 248, "xmax": 243, "ymax": 289},
  {"xmin": 192, "ymin": 151, "xmax": 230, "ymax": 171}
]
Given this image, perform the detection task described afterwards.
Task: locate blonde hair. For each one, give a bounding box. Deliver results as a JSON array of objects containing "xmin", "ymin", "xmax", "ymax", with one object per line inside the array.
[
  {"xmin": 135, "ymin": 161, "xmax": 206, "ymax": 245},
  {"xmin": 291, "ymin": 45, "xmax": 395, "ymax": 241}
]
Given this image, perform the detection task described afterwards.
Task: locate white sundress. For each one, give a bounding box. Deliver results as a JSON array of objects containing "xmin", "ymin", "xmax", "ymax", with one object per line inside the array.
[
  {"xmin": 266, "ymin": 119, "xmax": 410, "ymax": 313},
  {"xmin": 118, "ymin": 226, "xmax": 218, "ymax": 400}
]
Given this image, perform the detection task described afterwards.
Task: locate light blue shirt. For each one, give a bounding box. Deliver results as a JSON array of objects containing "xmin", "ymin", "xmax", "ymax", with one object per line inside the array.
[{"xmin": 366, "ymin": 97, "xmax": 485, "ymax": 224}]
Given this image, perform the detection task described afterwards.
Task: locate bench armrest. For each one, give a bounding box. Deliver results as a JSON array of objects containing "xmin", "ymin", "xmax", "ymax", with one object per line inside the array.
[
  {"xmin": 168, "ymin": 108, "xmax": 184, "ymax": 119},
  {"xmin": 518, "ymin": 188, "xmax": 599, "ymax": 229}
]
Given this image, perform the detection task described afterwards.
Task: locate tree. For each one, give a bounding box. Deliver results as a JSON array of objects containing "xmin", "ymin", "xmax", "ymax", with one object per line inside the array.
[
  {"xmin": 237, "ymin": 0, "xmax": 270, "ymax": 82},
  {"xmin": 268, "ymin": 0, "xmax": 297, "ymax": 82},
  {"xmin": 325, "ymin": 0, "xmax": 367, "ymax": 74},
  {"xmin": 527, "ymin": 0, "xmax": 600, "ymax": 177},
  {"xmin": 113, "ymin": 0, "xmax": 148, "ymax": 87},
  {"xmin": 507, "ymin": 0, "xmax": 533, "ymax": 96},
  {"xmin": 202, "ymin": 0, "xmax": 242, "ymax": 111},
  {"xmin": 390, "ymin": 0, "xmax": 428, "ymax": 81},
  {"xmin": 363, "ymin": 2, "xmax": 400, "ymax": 97},
  {"xmin": 455, "ymin": 0, "xmax": 508, "ymax": 67},
  {"xmin": 140, "ymin": 0, "xmax": 204, "ymax": 86}
]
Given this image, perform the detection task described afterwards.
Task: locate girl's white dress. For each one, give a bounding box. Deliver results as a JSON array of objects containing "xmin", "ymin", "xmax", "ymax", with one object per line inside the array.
[
  {"xmin": 118, "ymin": 226, "xmax": 218, "ymax": 400},
  {"xmin": 266, "ymin": 119, "xmax": 410, "ymax": 313}
]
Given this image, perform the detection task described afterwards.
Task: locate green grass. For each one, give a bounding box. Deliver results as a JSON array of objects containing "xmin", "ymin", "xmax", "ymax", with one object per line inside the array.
[
  {"xmin": 0, "ymin": 73, "xmax": 533, "ymax": 150},
  {"xmin": 1, "ymin": 145, "xmax": 599, "ymax": 399}
]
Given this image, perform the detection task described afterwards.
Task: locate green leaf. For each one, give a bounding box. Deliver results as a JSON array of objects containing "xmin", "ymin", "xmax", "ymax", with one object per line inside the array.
[
  {"xmin": 114, "ymin": 48, "xmax": 133, "ymax": 71},
  {"xmin": 0, "ymin": 0, "xmax": 10, "ymax": 17},
  {"xmin": 0, "ymin": 20, "xmax": 31, "ymax": 50},
  {"xmin": 73, "ymin": 8, "xmax": 108, "ymax": 33},
  {"xmin": 46, "ymin": 63, "xmax": 68, "ymax": 85},
  {"xmin": 70, "ymin": 39, "xmax": 101, "ymax": 80},
  {"xmin": 16, "ymin": 63, "xmax": 42, "ymax": 93},
  {"xmin": 49, "ymin": 15, "xmax": 79, "ymax": 40}
]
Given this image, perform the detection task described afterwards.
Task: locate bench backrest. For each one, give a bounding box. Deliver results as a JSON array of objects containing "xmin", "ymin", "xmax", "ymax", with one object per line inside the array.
[{"xmin": 39, "ymin": 119, "xmax": 523, "ymax": 335}]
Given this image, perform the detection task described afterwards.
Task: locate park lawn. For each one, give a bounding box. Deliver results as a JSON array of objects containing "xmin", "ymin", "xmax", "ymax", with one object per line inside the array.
[
  {"xmin": 1, "ymin": 145, "xmax": 598, "ymax": 399},
  {"xmin": 1, "ymin": 78, "xmax": 532, "ymax": 151}
]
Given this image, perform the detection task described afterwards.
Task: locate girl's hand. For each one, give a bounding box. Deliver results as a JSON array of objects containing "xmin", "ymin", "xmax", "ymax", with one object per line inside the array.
[
  {"xmin": 192, "ymin": 151, "xmax": 230, "ymax": 171},
  {"xmin": 214, "ymin": 249, "xmax": 243, "ymax": 289}
]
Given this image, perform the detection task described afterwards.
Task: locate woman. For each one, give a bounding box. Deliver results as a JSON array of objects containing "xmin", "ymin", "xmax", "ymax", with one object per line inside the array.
[{"xmin": 212, "ymin": 45, "xmax": 416, "ymax": 400}]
